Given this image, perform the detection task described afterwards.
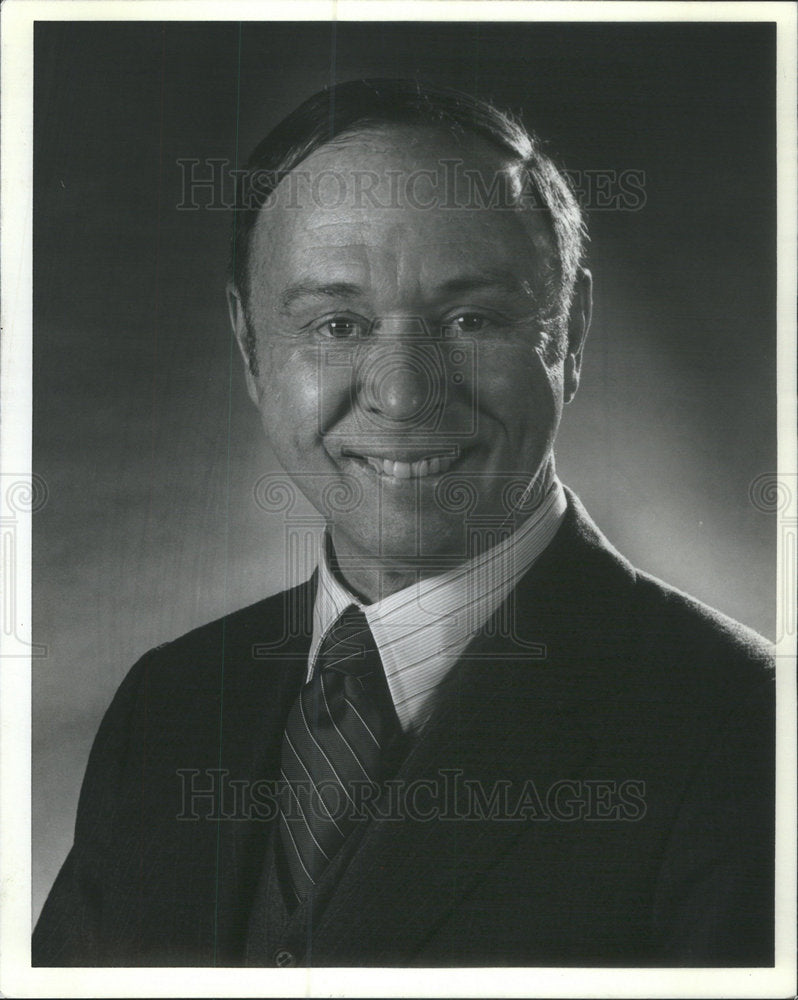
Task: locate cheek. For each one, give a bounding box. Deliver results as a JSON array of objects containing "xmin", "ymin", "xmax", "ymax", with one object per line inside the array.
[
  {"xmin": 477, "ymin": 343, "xmax": 563, "ymax": 418},
  {"xmin": 257, "ymin": 344, "xmax": 318, "ymax": 436},
  {"xmin": 257, "ymin": 343, "xmax": 354, "ymax": 441}
]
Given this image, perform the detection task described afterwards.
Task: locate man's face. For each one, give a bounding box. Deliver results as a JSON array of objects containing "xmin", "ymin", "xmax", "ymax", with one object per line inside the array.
[{"xmin": 230, "ymin": 126, "xmax": 588, "ymax": 581}]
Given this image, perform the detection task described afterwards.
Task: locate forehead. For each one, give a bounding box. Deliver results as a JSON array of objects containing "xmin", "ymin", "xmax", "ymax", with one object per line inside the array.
[{"xmin": 247, "ymin": 126, "xmax": 555, "ymax": 301}]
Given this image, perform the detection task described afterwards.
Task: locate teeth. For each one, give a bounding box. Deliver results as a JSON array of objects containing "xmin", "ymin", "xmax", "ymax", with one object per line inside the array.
[{"xmin": 362, "ymin": 454, "xmax": 454, "ymax": 479}]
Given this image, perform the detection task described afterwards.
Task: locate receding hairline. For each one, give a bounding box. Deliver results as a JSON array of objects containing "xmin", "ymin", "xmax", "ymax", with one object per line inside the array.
[
  {"xmin": 313, "ymin": 119, "xmax": 532, "ymax": 159},
  {"xmin": 241, "ymin": 121, "xmax": 558, "ymax": 290}
]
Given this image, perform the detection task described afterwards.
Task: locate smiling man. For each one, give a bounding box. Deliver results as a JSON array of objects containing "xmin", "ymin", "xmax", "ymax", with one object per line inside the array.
[
  {"xmin": 231, "ymin": 124, "xmax": 586, "ymax": 600},
  {"xmin": 33, "ymin": 79, "xmax": 775, "ymax": 968}
]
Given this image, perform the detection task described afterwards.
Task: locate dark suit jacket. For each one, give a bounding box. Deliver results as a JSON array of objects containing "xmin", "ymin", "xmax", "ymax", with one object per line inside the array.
[{"xmin": 33, "ymin": 491, "xmax": 775, "ymax": 967}]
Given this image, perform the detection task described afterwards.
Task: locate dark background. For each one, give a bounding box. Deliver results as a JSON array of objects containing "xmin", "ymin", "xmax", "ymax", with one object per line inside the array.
[{"xmin": 33, "ymin": 20, "xmax": 777, "ymax": 920}]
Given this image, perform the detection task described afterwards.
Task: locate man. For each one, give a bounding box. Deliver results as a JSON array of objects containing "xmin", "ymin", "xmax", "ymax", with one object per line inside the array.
[{"xmin": 33, "ymin": 79, "xmax": 774, "ymax": 968}]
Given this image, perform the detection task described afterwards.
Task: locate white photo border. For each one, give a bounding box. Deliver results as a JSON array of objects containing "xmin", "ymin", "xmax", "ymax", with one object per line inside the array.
[{"xmin": 2, "ymin": 2, "xmax": 795, "ymax": 997}]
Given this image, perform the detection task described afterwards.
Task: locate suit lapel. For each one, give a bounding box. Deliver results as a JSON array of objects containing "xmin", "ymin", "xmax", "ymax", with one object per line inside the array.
[
  {"xmin": 308, "ymin": 496, "xmax": 635, "ymax": 963},
  {"xmin": 214, "ymin": 578, "xmax": 316, "ymax": 956}
]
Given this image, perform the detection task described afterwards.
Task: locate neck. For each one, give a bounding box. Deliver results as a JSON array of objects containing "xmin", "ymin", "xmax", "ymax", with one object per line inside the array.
[
  {"xmin": 326, "ymin": 459, "xmax": 557, "ymax": 605},
  {"xmin": 326, "ymin": 550, "xmax": 421, "ymax": 605}
]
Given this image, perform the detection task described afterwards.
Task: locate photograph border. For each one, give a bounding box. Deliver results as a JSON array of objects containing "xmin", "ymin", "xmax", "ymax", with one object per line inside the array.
[{"xmin": 2, "ymin": 1, "xmax": 796, "ymax": 997}]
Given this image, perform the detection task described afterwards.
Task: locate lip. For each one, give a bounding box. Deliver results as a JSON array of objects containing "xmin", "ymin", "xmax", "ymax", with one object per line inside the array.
[{"xmin": 341, "ymin": 446, "xmax": 463, "ymax": 481}]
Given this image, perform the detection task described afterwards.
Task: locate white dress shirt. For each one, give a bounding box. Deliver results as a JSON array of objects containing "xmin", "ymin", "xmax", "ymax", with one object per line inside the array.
[{"xmin": 309, "ymin": 477, "xmax": 567, "ymax": 735}]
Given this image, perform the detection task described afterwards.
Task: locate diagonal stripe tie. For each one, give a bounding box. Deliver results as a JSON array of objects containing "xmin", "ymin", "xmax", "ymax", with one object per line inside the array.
[{"xmin": 278, "ymin": 605, "xmax": 401, "ymax": 902}]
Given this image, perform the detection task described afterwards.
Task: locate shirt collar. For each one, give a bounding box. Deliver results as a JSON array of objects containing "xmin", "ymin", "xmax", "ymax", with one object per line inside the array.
[{"xmin": 310, "ymin": 477, "xmax": 567, "ymax": 733}]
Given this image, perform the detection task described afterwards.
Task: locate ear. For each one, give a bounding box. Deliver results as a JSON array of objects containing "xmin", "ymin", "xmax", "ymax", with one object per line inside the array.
[
  {"xmin": 226, "ymin": 282, "xmax": 260, "ymax": 406},
  {"xmin": 564, "ymin": 267, "xmax": 592, "ymax": 404}
]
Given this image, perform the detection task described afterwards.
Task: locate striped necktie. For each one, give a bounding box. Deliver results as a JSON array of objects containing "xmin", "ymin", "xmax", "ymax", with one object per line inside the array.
[{"xmin": 278, "ymin": 605, "xmax": 401, "ymax": 902}]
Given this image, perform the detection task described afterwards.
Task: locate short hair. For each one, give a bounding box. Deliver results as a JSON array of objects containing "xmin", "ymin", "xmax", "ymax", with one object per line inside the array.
[{"xmin": 231, "ymin": 78, "xmax": 586, "ymax": 370}]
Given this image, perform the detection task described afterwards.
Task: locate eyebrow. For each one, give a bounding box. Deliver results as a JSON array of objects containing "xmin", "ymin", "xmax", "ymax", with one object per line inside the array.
[
  {"xmin": 278, "ymin": 270, "xmax": 535, "ymax": 314},
  {"xmin": 279, "ymin": 282, "xmax": 364, "ymax": 314},
  {"xmin": 433, "ymin": 271, "xmax": 533, "ymax": 299}
]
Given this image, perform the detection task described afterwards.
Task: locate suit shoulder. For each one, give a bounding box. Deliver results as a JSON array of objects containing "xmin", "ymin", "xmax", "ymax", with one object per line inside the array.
[
  {"xmin": 519, "ymin": 490, "xmax": 773, "ymax": 699},
  {"xmin": 629, "ymin": 567, "xmax": 774, "ymax": 687},
  {"xmin": 139, "ymin": 579, "xmax": 314, "ymax": 680}
]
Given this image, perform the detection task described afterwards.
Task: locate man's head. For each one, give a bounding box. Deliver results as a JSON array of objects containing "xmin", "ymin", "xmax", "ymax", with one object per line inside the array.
[{"xmin": 227, "ymin": 79, "xmax": 591, "ymax": 596}]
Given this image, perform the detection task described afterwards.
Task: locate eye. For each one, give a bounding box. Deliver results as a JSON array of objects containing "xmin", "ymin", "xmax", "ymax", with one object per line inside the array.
[
  {"xmin": 317, "ymin": 316, "xmax": 366, "ymax": 339},
  {"xmin": 444, "ymin": 312, "xmax": 489, "ymax": 334}
]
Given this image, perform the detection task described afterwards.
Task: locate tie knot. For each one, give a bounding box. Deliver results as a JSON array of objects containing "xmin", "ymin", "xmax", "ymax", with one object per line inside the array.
[{"xmin": 318, "ymin": 606, "xmax": 378, "ymax": 680}]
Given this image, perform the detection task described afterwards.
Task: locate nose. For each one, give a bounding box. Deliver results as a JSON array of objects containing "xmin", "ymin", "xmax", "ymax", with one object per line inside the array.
[
  {"xmin": 363, "ymin": 348, "xmax": 434, "ymax": 423},
  {"xmin": 357, "ymin": 317, "xmax": 444, "ymax": 427}
]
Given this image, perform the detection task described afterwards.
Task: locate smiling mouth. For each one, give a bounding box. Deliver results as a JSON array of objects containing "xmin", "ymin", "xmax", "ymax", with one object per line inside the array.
[{"xmin": 342, "ymin": 449, "xmax": 458, "ymax": 480}]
